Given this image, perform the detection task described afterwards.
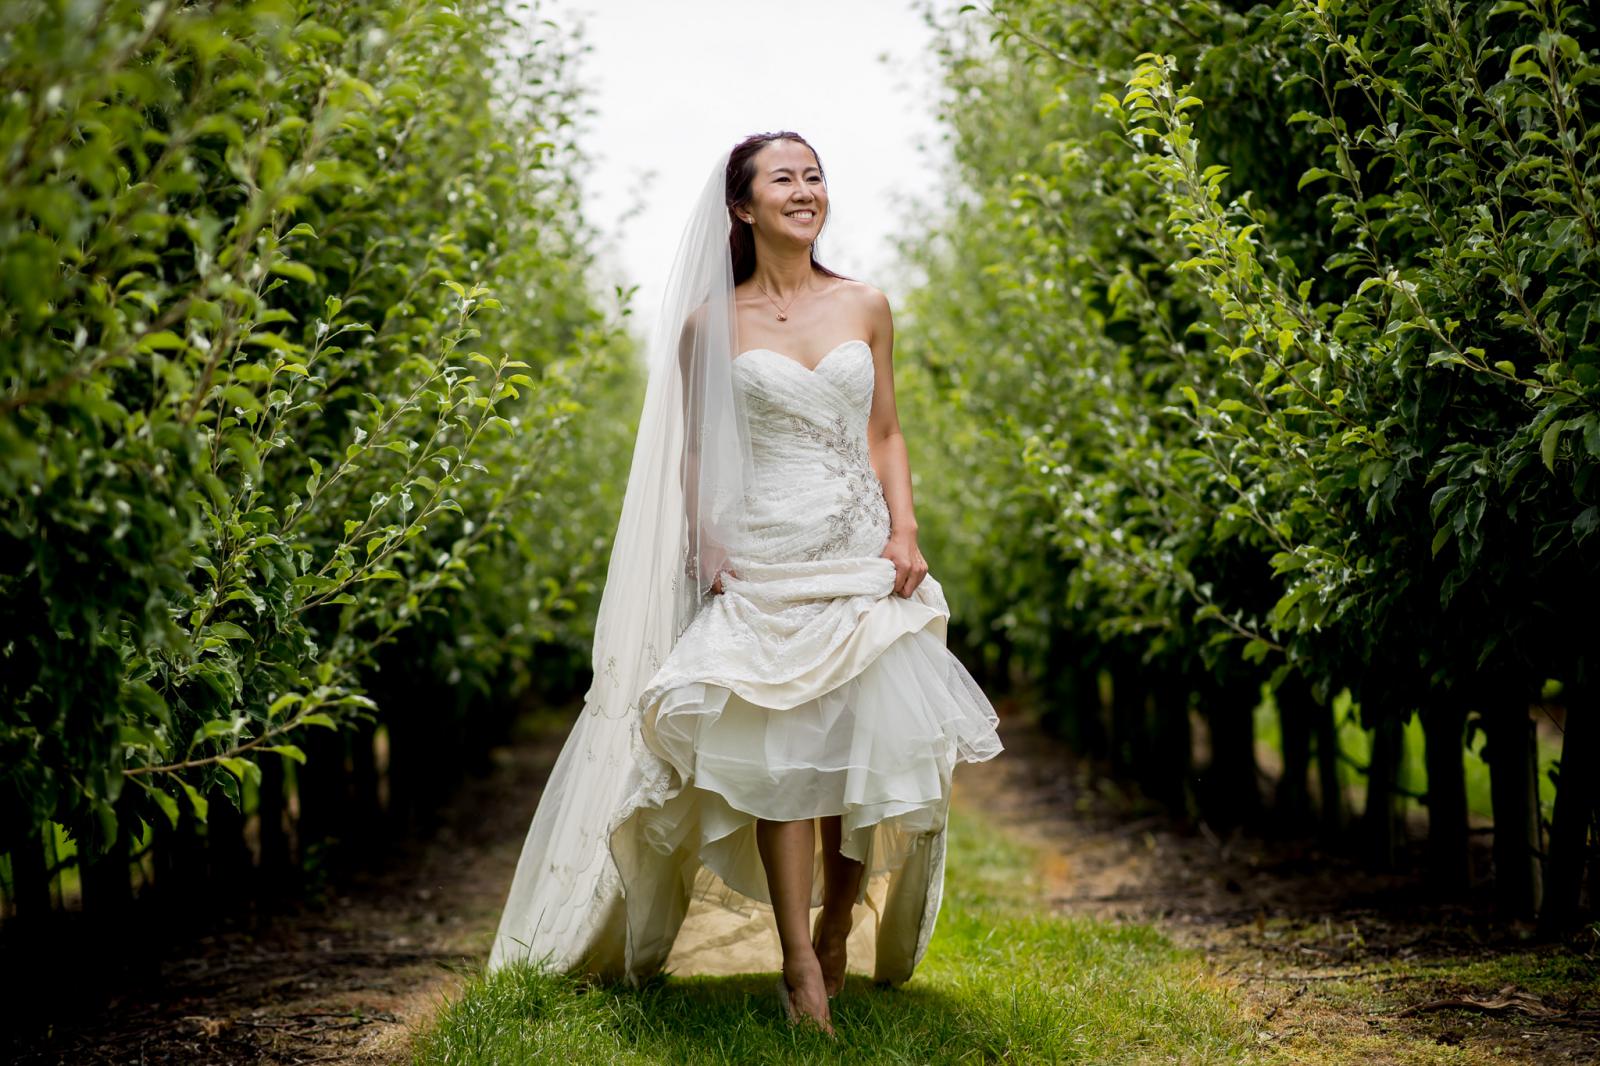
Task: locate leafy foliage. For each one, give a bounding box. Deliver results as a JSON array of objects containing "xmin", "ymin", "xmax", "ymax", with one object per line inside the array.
[
  {"xmin": 897, "ymin": 0, "xmax": 1597, "ymax": 906},
  {"xmin": 0, "ymin": 0, "xmax": 637, "ymax": 863}
]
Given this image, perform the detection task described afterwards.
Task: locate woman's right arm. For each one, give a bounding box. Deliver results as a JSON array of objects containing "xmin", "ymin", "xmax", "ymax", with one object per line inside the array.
[{"xmin": 677, "ymin": 309, "xmax": 732, "ymax": 595}]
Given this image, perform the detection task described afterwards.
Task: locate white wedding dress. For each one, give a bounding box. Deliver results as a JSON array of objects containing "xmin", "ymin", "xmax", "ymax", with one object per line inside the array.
[{"xmin": 488, "ymin": 337, "xmax": 1003, "ymax": 986}]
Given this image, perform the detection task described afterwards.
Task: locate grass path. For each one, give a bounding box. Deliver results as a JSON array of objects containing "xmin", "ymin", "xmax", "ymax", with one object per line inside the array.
[
  {"xmin": 413, "ymin": 716, "xmax": 1253, "ymax": 1064},
  {"xmin": 414, "ymin": 707, "xmax": 1598, "ymax": 1065},
  {"xmin": 9, "ymin": 701, "xmax": 1586, "ymax": 1063}
]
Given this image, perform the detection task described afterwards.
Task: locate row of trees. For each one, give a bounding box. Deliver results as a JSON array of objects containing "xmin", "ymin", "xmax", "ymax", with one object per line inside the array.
[
  {"xmin": 897, "ymin": 0, "xmax": 1597, "ymax": 931},
  {"xmin": 0, "ymin": 0, "xmax": 637, "ymax": 936}
]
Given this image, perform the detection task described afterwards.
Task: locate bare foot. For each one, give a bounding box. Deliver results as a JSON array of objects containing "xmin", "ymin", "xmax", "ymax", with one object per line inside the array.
[
  {"xmin": 812, "ymin": 910, "xmax": 850, "ymax": 998},
  {"xmin": 780, "ymin": 958, "xmax": 835, "ymax": 1036}
]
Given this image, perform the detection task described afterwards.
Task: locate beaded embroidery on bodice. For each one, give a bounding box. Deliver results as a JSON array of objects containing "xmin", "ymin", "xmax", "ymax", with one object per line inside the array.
[{"xmin": 731, "ymin": 339, "xmax": 891, "ymax": 563}]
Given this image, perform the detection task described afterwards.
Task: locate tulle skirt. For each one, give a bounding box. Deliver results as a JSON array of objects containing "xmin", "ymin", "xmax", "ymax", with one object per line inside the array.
[
  {"xmin": 640, "ymin": 623, "xmax": 1001, "ymax": 904},
  {"xmin": 604, "ymin": 556, "xmax": 1003, "ymax": 983}
]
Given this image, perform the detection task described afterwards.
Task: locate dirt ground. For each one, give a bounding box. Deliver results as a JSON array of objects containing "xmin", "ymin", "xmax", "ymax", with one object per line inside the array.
[
  {"xmin": 4, "ymin": 700, "xmax": 1596, "ymax": 1064},
  {"xmin": 960, "ymin": 700, "xmax": 1600, "ymax": 1065},
  {"xmin": 2, "ymin": 714, "xmax": 570, "ymax": 1066}
]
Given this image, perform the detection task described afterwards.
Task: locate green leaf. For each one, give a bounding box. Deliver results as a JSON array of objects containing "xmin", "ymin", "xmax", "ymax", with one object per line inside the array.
[
  {"xmin": 218, "ymin": 756, "xmax": 260, "ymax": 786},
  {"xmin": 151, "ymin": 787, "xmax": 181, "ymax": 829},
  {"xmin": 243, "ymin": 330, "xmax": 295, "ymax": 351},
  {"xmin": 179, "ymin": 779, "xmax": 209, "ymax": 821},
  {"xmin": 267, "ymin": 693, "xmax": 303, "ymax": 718},
  {"xmin": 1431, "ymin": 525, "xmax": 1453, "ymax": 557},
  {"xmin": 1297, "ymin": 167, "xmax": 1339, "ymax": 191},
  {"xmin": 136, "ymin": 330, "xmax": 186, "ymax": 352},
  {"xmin": 1541, "ymin": 420, "xmax": 1564, "ymax": 471},
  {"xmin": 269, "ymin": 260, "xmax": 316, "ymax": 284}
]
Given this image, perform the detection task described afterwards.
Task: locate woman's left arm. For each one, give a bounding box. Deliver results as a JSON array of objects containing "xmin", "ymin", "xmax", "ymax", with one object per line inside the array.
[{"xmin": 864, "ymin": 288, "xmax": 928, "ymax": 598}]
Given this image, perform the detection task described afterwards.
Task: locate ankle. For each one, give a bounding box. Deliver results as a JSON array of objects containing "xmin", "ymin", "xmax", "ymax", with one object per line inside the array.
[
  {"xmin": 783, "ymin": 954, "xmax": 823, "ymax": 983},
  {"xmin": 817, "ymin": 903, "xmax": 853, "ymax": 932}
]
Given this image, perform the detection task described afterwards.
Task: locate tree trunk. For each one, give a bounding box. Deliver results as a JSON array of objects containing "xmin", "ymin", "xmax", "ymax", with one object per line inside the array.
[
  {"xmin": 1313, "ymin": 690, "xmax": 1345, "ymax": 840},
  {"xmin": 1197, "ymin": 672, "xmax": 1262, "ymax": 829},
  {"xmin": 153, "ymin": 792, "xmax": 208, "ymax": 919},
  {"xmin": 1486, "ymin": 696, "xmax": 1544, "ymax": 920},
  {"xmin": 993, "ymin": 631, "xmax": 1014, "ymax": 691},
  {"xmin": 1044, "ymin": 627, "xmax": 1105, "ymax": 758},
  {"xmin": 6, "ymin": 823, "xmax": 53, "ymax": 919},
  {"xmin": 256, "ymin": 747, "xmax": 292, "ymax": 897},
  {"xmin": 73, "ymin": 807, "xmax": 151, "ymax": 998},
  {"xmin": 1363, "ymin": 711, "xmax": 1406, "ymax": 871},
  {"xmin": 206, "ymin": 779, "xmax": 253, "ymax": 903},
  {"xmin": 78, "ymin": 819, "xmax": 132, "ymax": 922},
  {"xmin": 348, "ymin": 717, "xmax": 385, "ymax": 864},
  {"xmin": 1539, "ymin": 694, "xmax": 1596, "ymax": 936},
  {"xmin": 295, "ymin": 724, "xmax": 349, "ymax": 875},
  {"xmin": 1422, "ymin": 692, "xmax": 1470, "ymax": 892},
  {"xmin": 386, "ymin": 699, "xmax": 421, "ymax": 837},
  {"xmin": 1109, "ymin": 667, "xmax": 1148, "ymax": 780},
  {"xmin": 1146, "ymin": 672, "xmax": 1193, "ymax": 816},
  {"xmin": 1274, "ymin": 673, "xmax": 1315, "ymax": 834}
]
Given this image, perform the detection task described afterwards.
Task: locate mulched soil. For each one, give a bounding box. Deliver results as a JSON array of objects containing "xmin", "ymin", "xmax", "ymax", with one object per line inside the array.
[
  {"xmin": 959, "ymin": 699, "xmax": 1600, "ymax": 1065},
  {"xmin": 4, "ymin": 697, "xmax": 1596, "ymax": 1064},
  {"xmin": 1, "ymin": 714, "xmax": 569, "ymax": 1065}
]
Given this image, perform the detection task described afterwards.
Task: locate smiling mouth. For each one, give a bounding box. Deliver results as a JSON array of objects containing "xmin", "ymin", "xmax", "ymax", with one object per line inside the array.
[{"xmin": 786, "ymin": 210, "xmax": 816, "ymax": 222}]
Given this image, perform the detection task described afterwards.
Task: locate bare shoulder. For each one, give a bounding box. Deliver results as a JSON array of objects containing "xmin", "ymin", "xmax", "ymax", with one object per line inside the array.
[
  {"xmin": 680, "ymin": 301, "xmax": 710, "ymax": 339},
  {"xmin": 831, "ymin": 276, "xmax": 890, "ymax": 313},
  {"xmin": 829, "ymin": 277, "xmax": 892, "ymax": 346},
  {"xmin": 677, "ymin": 301, "xmax": 710, "ymax": 370}
]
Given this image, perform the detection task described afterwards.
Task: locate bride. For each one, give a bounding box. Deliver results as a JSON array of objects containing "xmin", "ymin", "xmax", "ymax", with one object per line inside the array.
[{"xmin": 487, "ymin": 131, "xmax": 1003, "ymax": 1036}]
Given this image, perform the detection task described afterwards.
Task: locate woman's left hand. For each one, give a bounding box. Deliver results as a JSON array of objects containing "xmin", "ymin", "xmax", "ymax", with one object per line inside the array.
[{"xmin": 882, "ymin": 529, "xmax": 928, "ymax": 598}]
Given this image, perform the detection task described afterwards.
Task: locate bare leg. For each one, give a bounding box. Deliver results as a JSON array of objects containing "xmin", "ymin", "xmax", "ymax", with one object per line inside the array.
[
  {"xmin": 755, "ymin": 816, "xmax": 833, "ymax": 1033},
  {"xmin": 815, "ymin": 814, "xmax": 864, "ymax": 996}
]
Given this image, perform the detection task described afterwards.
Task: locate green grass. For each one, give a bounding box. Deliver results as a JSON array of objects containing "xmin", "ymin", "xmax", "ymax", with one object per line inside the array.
[{"xmin": 411, "ymin": 803, "xmax": 1253, "ymax": 1064}]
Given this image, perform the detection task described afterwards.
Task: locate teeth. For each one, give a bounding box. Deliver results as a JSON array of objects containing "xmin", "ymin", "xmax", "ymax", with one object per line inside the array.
[{"xmin": 788, "ymin": 211, "xmax": 815, "ymax": 220}]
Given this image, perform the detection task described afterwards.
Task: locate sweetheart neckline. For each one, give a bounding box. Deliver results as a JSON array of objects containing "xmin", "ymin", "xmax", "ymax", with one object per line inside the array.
[{"xmin": 732, "ymin": 338, "xmax": 870, "ymax": 374}]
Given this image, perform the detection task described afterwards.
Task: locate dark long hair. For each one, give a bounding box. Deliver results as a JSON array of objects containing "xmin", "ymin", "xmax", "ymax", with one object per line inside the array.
[{"xmin": 725, "ymin": 131, "xmax": 853, "ymax": 286}]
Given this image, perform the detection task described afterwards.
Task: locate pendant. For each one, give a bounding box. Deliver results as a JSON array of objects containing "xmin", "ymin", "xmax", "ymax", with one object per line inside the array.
[{"xmin": 776, "ymin": 313, "xmax": 787, "ymax": 321}]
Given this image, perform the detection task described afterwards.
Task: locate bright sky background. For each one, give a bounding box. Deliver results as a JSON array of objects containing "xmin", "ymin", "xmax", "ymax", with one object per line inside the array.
[{"xmin": 543, "ymin": 0, "xmax": 961, "ymax": 341}]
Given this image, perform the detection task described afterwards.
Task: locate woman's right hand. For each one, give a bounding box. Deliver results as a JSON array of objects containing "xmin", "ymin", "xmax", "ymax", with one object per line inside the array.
[{"xmin": 701, "ymin": 541, "xmax": 736, "ymax": 595}]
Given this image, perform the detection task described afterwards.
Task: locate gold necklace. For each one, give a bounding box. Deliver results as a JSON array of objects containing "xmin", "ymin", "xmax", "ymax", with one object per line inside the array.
[{"xmin": 753, "ymin": 278, "xmax": 803, "ymax": 322}]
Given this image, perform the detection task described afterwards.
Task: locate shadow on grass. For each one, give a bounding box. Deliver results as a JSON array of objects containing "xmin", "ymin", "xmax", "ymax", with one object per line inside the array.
[
  {"xmin": 413, "ymin": 804, "xmax": 1253, "ymax": 1064},
  {"xmin": 417, "ymin": 952, "xmax": 1245, "ymax": 1065}
]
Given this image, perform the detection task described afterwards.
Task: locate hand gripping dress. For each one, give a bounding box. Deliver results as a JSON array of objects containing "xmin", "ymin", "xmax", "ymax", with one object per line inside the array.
[{"xmin": 602, "ymin": 337, "xmax": 1004, "ymax": 985}]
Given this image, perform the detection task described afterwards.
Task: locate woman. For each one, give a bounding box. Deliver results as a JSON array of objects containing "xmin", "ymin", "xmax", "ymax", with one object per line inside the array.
[{"xmin": 487, "ymin": 132, "xmax": 1003, "ymax": 1037}]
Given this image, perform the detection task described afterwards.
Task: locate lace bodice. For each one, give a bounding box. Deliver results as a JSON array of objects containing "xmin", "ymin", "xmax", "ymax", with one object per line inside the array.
[{"xmin": 731, "ymin": 339, "xmax": 891, "ymax": 563}]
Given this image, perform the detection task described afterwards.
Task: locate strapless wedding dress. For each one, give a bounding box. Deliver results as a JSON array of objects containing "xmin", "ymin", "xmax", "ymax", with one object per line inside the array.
[{"xmin": 488, "ymin": 338, "xmax": 1003, "ymax": 986}]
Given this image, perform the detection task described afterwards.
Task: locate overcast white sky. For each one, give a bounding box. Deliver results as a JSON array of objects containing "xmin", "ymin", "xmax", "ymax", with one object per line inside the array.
[{"xmin": 543, "ymin": 0, "xmax": 960, "ymax": 340}]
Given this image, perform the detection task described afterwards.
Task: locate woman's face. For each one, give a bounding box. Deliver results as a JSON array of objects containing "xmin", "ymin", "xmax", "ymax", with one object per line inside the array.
[{"xmin": 736, "ymin": 139, "xmax": 827, "ymax": 245}]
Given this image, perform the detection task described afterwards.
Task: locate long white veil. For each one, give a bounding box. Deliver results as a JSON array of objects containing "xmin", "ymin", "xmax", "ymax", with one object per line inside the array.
[{"xmin": 486, "ymin": 148, "xmax": 752, "ymax": 980}]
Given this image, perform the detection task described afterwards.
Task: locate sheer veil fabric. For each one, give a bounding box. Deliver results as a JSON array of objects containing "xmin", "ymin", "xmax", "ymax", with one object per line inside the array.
[
  {"xmin": 485, "ymin": 147, "xmax": 750, "ymax": 982},
  {"xmin": 487, "ymin": 147, "xmax": 995, "ymax": 988}
]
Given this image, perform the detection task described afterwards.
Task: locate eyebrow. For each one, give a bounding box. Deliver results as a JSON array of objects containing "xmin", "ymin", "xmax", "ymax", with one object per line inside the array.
[{"xmin": 768, "ymin": 165, "xmax": 821, "ymax": 175}]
